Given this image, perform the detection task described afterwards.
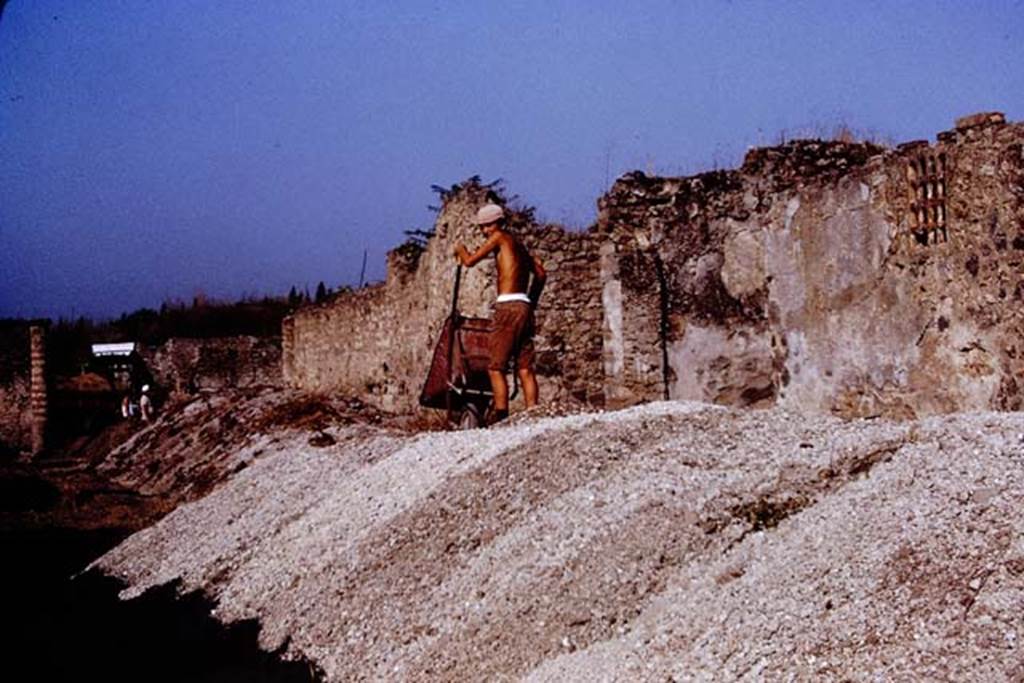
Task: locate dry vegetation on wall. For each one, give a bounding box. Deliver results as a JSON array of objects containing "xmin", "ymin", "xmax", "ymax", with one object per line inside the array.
[
  {"xmin": 647, "ymin": 120, "xmax": 896, "ymax": 178},
  {"xmin": 771, "ymin": 120, "xmax": 897, "ymax": 148}
]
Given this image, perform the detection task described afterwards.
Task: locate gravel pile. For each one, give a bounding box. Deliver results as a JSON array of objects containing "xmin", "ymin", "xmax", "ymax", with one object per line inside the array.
[{"xmin": 94, "ymin": 402, "xmax": 1024, "ymax": 681}]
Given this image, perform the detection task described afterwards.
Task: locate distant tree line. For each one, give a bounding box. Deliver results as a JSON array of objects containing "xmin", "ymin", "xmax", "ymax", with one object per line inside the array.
[{"xmin": 290, "ymin": 281, "xmax": 339, "ymax": 307}]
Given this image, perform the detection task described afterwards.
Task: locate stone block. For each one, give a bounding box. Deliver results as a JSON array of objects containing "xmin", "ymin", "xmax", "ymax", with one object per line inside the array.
[{"xmin": 955, "ymin": 111, "xmax": 1006, "ymax": 131}]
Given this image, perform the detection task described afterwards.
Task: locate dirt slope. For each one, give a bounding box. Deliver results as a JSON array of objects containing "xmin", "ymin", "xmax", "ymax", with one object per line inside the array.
[
  {"xmin": 0, "ymin": 387, "xmax": 387, "ymax": 534},
  {"xmin": 94, "ymin": 402, "xmax": 1024, "ymax": 681}
]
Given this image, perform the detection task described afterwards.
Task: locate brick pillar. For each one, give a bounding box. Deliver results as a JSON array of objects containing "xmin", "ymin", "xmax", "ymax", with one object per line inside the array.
[
  {"xmin": 29, "ymin": 325, "xmax": 47, "ymax": 457},
  {"xmin": 281, "ymin": 316, "xmax": 295, "ymax": 386}
]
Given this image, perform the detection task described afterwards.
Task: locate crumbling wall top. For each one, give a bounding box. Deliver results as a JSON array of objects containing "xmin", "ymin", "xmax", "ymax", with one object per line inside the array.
[
  {"xmin": 598, "ymin": 138, "xmax": 887, "ymax": 235},
  {"xmin": 740, "ymin": 139, "xmax": 886, "ymax": 189},
  {"xmin": 955, "ymin": 111, "xmax": 1006, "ymax": 132}
]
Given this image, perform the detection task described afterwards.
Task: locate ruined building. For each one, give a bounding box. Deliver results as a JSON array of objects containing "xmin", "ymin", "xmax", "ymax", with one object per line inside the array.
[
  {"xmin": 2, "ymin": 113, "xmax": 1017, "ymax": 450},
  {"xmin": 283, "ymin": 112, "xmax": 1021, "ymax": 418}
]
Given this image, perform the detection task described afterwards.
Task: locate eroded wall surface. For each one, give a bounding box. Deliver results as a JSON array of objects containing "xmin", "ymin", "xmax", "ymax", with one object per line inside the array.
[{"xmin": 599, "ymin": 113, "xmax": 1024, "ymax": 417}]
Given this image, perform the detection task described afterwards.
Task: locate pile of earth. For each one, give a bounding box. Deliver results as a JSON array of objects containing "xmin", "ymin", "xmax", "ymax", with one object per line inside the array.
[{"xmin": 92, "ymin": 401, "xmax": 1024, "ymax": 680}]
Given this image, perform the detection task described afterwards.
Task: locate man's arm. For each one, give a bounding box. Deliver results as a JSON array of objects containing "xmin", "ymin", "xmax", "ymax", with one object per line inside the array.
[
  {"xmin": 528, "ymin": 253, "xmax": 547, "ymax": 306},
  {"xmin": 454, "ymin": 233, "xmax": 501, "ymax": 267}
]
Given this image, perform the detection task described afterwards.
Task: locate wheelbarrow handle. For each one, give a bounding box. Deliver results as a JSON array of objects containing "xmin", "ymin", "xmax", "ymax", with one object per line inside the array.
[
  {"xmin": 445, "ymin": 265, "xmax": 463, "ymax": 423},
  {"xmin": 450, "ymin": 264, "xmax": 463, "ymax": 319}
]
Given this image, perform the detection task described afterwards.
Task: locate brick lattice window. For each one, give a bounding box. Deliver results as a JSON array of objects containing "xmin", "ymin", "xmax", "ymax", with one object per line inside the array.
[{"xmin": 906, "ymin": 151, "xmax": 948, "ymax": 244}]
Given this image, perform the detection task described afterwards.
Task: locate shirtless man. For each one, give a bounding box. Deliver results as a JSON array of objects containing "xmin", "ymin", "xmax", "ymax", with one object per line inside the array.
[{"xmin": 454, "ymin": 203, "xmax": 546, "ymax": 424}]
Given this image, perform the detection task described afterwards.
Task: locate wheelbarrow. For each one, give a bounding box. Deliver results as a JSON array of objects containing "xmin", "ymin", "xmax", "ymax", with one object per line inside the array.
[{"xmin": 418, "ymin": 266, "xmax": 516, "ymax": 429}]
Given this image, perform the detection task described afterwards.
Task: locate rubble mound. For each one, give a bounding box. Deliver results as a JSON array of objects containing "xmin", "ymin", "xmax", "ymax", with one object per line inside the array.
[
  {"xmin": 95, "ymin": 402, "xmax": 1024, "ymax": 680},
  {"xmin": 0, "ymin": 388, "xmax": 393, "ymax": 533},
  {"xmin": 95, "ymin": 388, "xmax": 391, "ymax": 505}
]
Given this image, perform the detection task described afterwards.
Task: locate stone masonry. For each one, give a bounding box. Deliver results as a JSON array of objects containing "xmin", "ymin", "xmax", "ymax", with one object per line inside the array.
[
  {"xmin": 600, "ymin": 112, "xmax": 1024, "ymax": 417},
  {"xmin": 142, "ymin": 336, "xmax": 283, "ymax": 395},
  {"xmin": 285, "ymin": 113, "xmax": 1024, "ymax": 419},
  {"xmin": 283, "ymin": 180, "xmax": 604, "ymax": 412}
]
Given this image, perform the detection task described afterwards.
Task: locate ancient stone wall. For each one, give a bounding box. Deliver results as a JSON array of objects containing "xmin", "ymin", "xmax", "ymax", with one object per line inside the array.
[
  {"xmin": 286, "ymin": 114, "xmax": 1023, "ymax": 419},
  {"xmin": 283, "ymin": 180, "xmax": 604, "ymax": 412},
  {"xmin": 521, "ymin": 227, "xmax": 605, "ymax": 405},
  {"xmin": 142, "ymin": 336, "xmax": 283, "ymax": 395},
  {"xmin": 599, "ymin": 113, "xmax": 1024, "ymax": 418}
]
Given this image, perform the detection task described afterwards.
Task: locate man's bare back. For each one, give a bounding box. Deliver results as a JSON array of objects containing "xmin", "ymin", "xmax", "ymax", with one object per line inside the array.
[
  {"xmin": 493, "ymin": 232, "xmax": 533, "ymax": 295},
  {"xmin": 454, "ymin": 222, "xmax": 545, "ymax": 299}
]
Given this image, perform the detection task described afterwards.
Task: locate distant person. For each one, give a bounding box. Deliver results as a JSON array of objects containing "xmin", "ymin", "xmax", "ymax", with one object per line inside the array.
[
  {"xmin": 121, "ymin": 395, "xmax": 131, "ymax": 419},
  {"xmin": 140, "ymin": 384, "xmax": 155, "ymax": 422},
  {"xmin": 454, "ymin": 204, "xmax": 546, "ymax": 425}
]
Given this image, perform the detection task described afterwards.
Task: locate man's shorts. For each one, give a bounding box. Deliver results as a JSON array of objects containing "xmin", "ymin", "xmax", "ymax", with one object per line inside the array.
[{"xmin": 489, "ymin": 301, "xmax": 535, "ymax": 372}]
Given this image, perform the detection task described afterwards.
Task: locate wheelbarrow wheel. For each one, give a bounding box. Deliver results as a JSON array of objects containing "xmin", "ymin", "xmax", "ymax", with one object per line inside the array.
[{"xmin": 458, "ymin": 402, "xmax": 483, "ymax": 430}]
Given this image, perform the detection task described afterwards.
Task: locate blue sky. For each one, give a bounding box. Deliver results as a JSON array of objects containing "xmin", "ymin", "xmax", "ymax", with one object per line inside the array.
[{"xmin": 2, "ymin": 0, "xmax": 1022, "ymax": 319}]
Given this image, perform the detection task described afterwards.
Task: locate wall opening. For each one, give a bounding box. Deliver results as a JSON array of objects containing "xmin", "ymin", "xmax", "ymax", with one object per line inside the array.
[{"xmin": 906, "ymin": 151, "xmax": 949, "ymax": 245}]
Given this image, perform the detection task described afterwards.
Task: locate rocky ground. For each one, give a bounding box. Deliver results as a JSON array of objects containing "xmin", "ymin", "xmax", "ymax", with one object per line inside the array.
[
  {"xmin": 0, "ymin": 387, "xmax": 390, "ymax": 533},
  {"xmin": 90, "ymin": 399, "xmax": 1024, "ymax": 681}
]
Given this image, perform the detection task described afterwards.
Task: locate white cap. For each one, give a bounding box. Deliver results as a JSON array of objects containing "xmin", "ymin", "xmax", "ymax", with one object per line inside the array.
[
  {"xmin": 473, "ymin": 203, "xmax": 504, "ymax": 225},
  {"xmin": 141, "ymin": 384, "xmax": 150, "ymax": 392}
]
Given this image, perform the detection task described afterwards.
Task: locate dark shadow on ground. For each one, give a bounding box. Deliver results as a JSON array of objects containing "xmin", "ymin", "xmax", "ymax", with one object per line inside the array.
[{"xmin": 3, "ymin": 527, "xmax": 323, "ymax": 682}]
